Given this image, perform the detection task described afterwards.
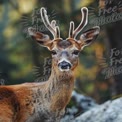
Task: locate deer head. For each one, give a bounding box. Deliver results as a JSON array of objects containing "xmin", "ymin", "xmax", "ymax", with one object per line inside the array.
[{"xmin": 28, "ymin": 7, "xmax": 100, "ymax": 72}]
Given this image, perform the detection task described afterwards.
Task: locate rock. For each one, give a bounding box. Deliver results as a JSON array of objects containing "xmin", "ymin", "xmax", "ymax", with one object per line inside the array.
[
  {"xmin": 75, "ymin": 97, "xmax": 122, "ymax": 122},
  {"xmin": 62, "ymin": 91, "xmax": 122, "ymax": 122}
]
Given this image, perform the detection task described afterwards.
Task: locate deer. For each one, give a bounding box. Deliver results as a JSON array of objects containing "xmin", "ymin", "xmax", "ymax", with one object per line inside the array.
[{"xmin": 0, "ymin": 7, "xmax": 100, "ymax": 122}]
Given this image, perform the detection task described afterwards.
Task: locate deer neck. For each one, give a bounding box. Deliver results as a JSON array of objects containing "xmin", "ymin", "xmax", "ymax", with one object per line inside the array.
[
  {"xmin": 30, "ymin": 63, "xmax": 75, "ymax": 117},
  {"xmin": 48, "ymin": 62, "xmax": 75, "ymax": 88},
  {"xmin": 46, "ymin": 63, "xmax": 75, "ymax": 111}
]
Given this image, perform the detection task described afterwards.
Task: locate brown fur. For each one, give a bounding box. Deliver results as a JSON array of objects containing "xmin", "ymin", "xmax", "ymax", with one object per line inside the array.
[{"xmin": 0, "ymin": 62, "xmax": 75, "ymax": 122}]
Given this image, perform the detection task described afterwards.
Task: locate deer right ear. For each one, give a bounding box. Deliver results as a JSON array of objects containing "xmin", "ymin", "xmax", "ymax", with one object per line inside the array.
[
  {"xmin": 28, "ymin": 27, "xmax": 53, "ymax": 50},
  {"xmin": 78, "ymin": 26, "xmax": 100, "ymax": 49}
]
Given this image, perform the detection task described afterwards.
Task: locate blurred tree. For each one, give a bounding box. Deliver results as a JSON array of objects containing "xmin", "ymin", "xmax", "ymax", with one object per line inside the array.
[
  {"xmin": 99, "ymin": 0, "xmax": 122, "ymax": 96},
  {"xmin": 0, "ymin": 1, "xmax": 17, "ymax": 84}
]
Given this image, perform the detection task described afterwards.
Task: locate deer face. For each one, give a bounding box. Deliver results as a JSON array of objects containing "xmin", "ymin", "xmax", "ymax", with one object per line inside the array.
[
  {"xmin": 28, "ymin": 7, "xmax": 100, "ymax": 72},
  {"xmin": 49, "ymin": 39, "xmax": 80, "ymax": 71}
]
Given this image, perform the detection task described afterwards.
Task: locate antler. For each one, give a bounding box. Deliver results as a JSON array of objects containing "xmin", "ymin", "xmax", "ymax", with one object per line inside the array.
[
  {"xmin": 69, "ymin": 7, "xmax": 88, "ymax": 39},
  {"xmin": 40, "ymin": 7, "xmax": 60, "ymax": 39}
]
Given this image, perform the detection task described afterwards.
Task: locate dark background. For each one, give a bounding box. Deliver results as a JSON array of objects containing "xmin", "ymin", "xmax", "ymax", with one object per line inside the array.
[{"xmin": 0, "ymin": 0, "xmax": 122, "ymax": 103}]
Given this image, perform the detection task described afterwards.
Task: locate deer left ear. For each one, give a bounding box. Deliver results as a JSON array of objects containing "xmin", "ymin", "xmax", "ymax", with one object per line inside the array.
[
  {"xmin": 78, "ymin": 26, "xmax": 100, "ymax": 49},
  {"xmin": 28, "ymin": 27, "xmax": 53, "ymax": 50}
]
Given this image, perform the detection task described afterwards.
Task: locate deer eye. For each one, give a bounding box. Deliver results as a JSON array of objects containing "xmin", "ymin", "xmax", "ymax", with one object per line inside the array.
[
  {"xmin": 51, "ymin": 50, "xmax": 57, "ymax": 55},
  {"xmin": 72, "ymin": 50, "xmax": 80, "ymax": 55}
]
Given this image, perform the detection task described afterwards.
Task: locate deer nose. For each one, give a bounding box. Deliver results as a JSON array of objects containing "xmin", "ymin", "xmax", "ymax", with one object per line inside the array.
[{"xmin": 58, "ymin": 61, "xmax": 72, "ymax": 70}]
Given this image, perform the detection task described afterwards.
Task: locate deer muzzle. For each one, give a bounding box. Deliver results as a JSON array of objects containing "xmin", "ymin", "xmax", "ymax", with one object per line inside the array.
[{"xmin": 58, "ymin": 61, "xmax": 72, "ymax": 71}]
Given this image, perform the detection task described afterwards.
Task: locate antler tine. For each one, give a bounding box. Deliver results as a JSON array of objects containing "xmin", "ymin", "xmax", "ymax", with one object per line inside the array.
[
  {"xmin": 56, "ymin": 26, "xmax": 60, "ymax": 38},
  {"xmin": 69, "ymin": 7, "xmax": 88, "ymax": 39},
  {"xmin": 51, "ymin": 20, "xmax": 60, "ymax": 38},
  {"xmin": 69, "ymin": 21, "xmax": 74, "ymax": 38},
  {"xmin": 40, "ymin": 7, "xmax": 60, "ymax": 39}
]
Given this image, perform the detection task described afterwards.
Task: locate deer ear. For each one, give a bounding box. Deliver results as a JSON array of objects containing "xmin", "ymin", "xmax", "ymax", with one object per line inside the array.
[
  {"xmin": 78, "ymin": 26, "xmax": 100, "ymax": 49},
  {"xmin": 28, "ymin": 27, "xmax": 53, "ymax": 50}
]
